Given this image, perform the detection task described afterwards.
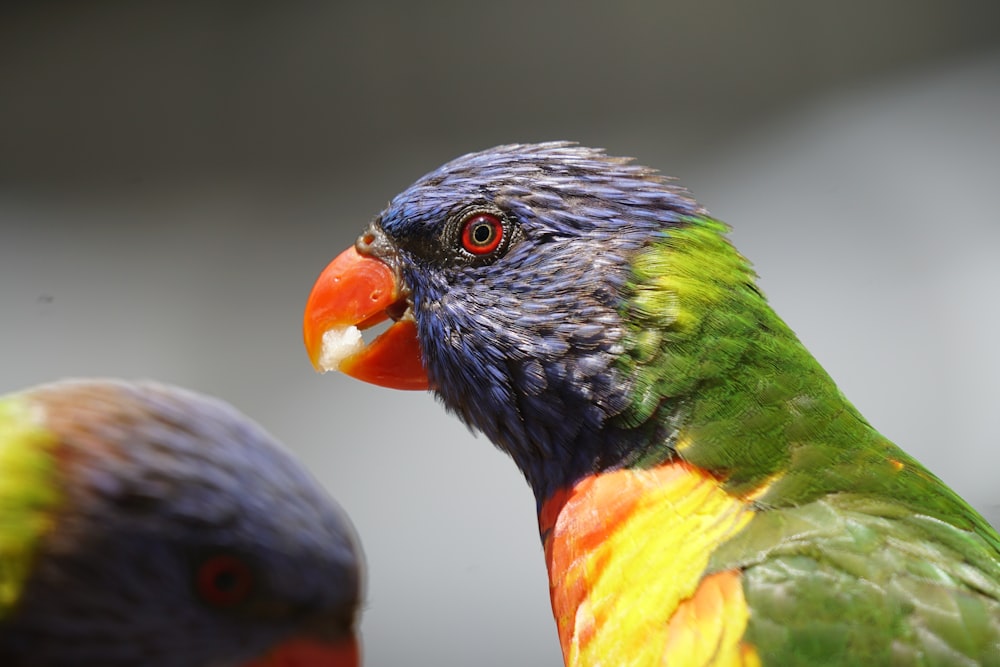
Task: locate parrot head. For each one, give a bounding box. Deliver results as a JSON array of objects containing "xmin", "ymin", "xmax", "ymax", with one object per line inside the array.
[
  {"xmin": 0, "ymin": 380, "xmax": 362, "ymax": 667},
  {"xmin": 303, "ymin": 142, "xmax": 708, "ymax": 499}
]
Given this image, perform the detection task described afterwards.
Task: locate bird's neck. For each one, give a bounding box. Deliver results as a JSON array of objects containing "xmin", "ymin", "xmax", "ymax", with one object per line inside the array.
[
  {"xmin": 547, "ymin": 218, "xmax": 995, "ymax": 542},
  {"xmin": 516, "ymin": 217, "xmax": 875, "ymax": 508},
  {"xmin": 604, "ymin": 217, "xmax": 881, "ymax": 504}
]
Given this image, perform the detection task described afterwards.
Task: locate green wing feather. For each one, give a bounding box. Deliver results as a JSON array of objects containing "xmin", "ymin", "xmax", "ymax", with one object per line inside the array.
[
  {"xmin": 0, "ymin": 395, "xmax": 61, "ymax": 618},
  {"xmin": 619, "ymin": 215, "xmax": 1000, "ymax": 665},
  {"xmin": 711, "ymin": 498, "xmax": 1000, "ymax": 665}
]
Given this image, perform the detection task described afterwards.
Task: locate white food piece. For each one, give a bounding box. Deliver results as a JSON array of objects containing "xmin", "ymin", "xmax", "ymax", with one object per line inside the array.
[{"xmin": 317, "ymin": 326, "xmax": 365, "ymax": 372}]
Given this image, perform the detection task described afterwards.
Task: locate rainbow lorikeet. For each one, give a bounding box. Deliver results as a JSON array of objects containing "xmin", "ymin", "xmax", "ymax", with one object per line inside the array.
[
  {"xmin": 303, "ymin": 143, "xmax": 1000, "ymax": 666},
  {"xmin": 0, "ymin": 379, "xmax": 362, "ymax": 667}
]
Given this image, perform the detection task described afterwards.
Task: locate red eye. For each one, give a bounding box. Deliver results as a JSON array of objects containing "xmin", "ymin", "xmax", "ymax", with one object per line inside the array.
[
  {"xmin": 195, "ymin": 554, "xmax": 254, "ymax": 607},
  {"xmin": 460, "ymin": 213, "xmax": 504, "ymax": 255}
]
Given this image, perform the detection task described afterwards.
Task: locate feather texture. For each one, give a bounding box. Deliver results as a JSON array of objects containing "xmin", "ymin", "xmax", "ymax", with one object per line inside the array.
[{"xmin": 307, "ymin": 143, "xmax": 1000, "ymax": 665}]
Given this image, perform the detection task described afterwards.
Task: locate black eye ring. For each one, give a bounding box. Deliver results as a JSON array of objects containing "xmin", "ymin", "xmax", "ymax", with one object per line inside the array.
[{"xmin": 460, "ymin": 212, "xmax": 504, "ymax": 255}]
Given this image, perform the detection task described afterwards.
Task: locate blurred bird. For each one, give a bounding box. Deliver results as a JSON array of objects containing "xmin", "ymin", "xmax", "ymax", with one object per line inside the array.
[
  {"xmin": 303, "ymin": 143, "xmax": 1000, "ymax": 666},
  {"xmin": 0, "ymin": 379, "xmax": 362, "ymax": 667}
]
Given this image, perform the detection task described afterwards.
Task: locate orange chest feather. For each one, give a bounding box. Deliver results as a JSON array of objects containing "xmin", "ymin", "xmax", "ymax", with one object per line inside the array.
[{"xmin": 539, "ymin": 461, "xmax": 761, "ymax": 667}]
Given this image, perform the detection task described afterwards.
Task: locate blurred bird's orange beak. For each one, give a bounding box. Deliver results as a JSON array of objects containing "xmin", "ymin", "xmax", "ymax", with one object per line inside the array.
[
  {"xmin": 303, "ymin": 246, "xmax": 430, "ymax": 390},
  {"xmin": 243, "ymin": 636, "xmax": 359, "ymax": 667}
]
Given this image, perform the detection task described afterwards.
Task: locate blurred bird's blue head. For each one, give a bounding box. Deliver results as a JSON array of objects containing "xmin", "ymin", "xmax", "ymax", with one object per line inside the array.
[{"xmin": 0, "ymin": 380, "xmax": 362, "ymax": 667}]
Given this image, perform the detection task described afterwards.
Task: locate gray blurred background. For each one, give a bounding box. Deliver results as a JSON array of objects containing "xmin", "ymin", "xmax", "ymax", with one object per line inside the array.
[{"xmin": 2, "ymin": 3, "xmax": 999, "ymax": 665}]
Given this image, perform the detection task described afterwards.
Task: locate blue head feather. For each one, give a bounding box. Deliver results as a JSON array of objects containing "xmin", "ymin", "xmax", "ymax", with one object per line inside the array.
[{"xmin": 373, "ymin": 143, "xmax": 704, "ymax": 502}]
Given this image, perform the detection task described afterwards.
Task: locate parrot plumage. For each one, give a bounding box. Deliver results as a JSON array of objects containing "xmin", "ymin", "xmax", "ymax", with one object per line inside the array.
[
  {"xmin": 303, "ymin": 142, "xmax": 1000, "ymax": 666},
  {"xmin": 0, "ymin": 379, "xmax": 362, "ymax": 667}
]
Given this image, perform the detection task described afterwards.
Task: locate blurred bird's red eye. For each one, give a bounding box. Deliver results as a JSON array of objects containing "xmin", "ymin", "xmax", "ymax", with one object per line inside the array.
[
  {"xmin": 195, "ymin": 554, "xmax": 254, "ymax": 607},
  {"xmin": 460, "ymin": 213, "xmax": 504, "ymax": 255}
]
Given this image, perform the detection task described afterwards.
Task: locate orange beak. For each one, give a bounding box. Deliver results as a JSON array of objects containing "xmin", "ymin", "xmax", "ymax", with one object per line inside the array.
[
  {"xmin": 243, "ymin": 636, "xmax": 359, "ymax": 667},
  {"xmin": 303, "ymin": 246, "xmax": 430, "ymax": 390}
]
